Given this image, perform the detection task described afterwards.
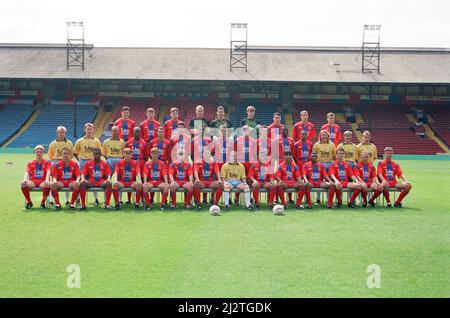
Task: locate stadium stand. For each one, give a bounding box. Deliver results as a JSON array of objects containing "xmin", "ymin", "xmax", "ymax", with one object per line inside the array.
[
  {"xmin": 357, "ymin": 105, "xmax": 444, "ymax": 155},
  {"xmin": 231, "ymin": 103, "xmax": 283, "ymax": 127},
  {"xmin": 8, "ymin": 102, "xmax": 98, "ymax": 147},
  {"xmin": 0, "ymin": 103, "xmax": 34, "ymax": 145},
  {"xmin": 425, "ymin": 105, "xmax": 450, "ymax": 147}
]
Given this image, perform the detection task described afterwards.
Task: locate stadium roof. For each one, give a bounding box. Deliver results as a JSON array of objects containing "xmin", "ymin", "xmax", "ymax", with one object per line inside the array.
[{"xmin": 0, "ymin": 43, "xmax": 449, "ymax": 84}]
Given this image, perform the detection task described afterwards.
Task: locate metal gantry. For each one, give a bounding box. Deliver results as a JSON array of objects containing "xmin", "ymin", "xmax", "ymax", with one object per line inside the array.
[
  {"xmin": 230, "ymin": 23, "xmax": 248, "ymax": 71},
  {"xmin": 362, "ymin": 24, "xmax": 381, "ymax": 73},
  {"xmin": 67, "ymin": 21, "xmax": 85, "ymax": 70}
]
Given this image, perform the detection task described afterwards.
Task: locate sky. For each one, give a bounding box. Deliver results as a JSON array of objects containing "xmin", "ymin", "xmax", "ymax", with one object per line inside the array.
[{"xmin": 0, "ymin": 0, "xmax": 449, "ymax": 48}]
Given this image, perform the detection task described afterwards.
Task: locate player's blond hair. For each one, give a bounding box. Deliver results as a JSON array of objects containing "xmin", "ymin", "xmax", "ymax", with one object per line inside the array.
[
  {"xmin": 56, "ymin": 126, "xmax": 67, "ymax": 133},
  {"xmin": 34, "ymin": 145, "xmax": 45, "ymax": 152}
]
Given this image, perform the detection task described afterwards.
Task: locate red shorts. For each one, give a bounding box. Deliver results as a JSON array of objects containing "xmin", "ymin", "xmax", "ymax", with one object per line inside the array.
[
  {"xmin": 242, "ymin": 163, "xmax": 252, "ymax": 174},
  {"xmin": 31, "ymin": 179, "xmax": 46, "ymax": 187},
  {"xmin": 117, "ymin": 180, "xmax": 135, "ymax": 188},
  {"xmin": 309, "ymin": 181, "xmax": 322, "ymax": 188},
  {"xmin": 88, "ymin": 180, "xmax": 106, "ymax": 187},
  {"xmin": 174, "ymin": 181, "xmax": 191, "ymax": 188},
  {"xmin": 199, "ymin": 180, "xmax": 216, "ymax": 188},
  {"xmin": 252, "ymin": 180, "xmax": 268, "ymax": 188},
  {"xmin": 60, "ymin": 180, "xmax": 76, "ymax": 187},
  {"xmin": 386, "ymin": 180, "xmax": 397, "ymax": 188},
  {"xmin": 281, "ymin": 180, "xmax": 297, "ymax": 188},
  {"xmin": 146, "ymin": 180, "xmax": 165, "ymax": 187},
  {"xmin": 339, "ymin": 180, "xmax": 348, "ymax": 188}
]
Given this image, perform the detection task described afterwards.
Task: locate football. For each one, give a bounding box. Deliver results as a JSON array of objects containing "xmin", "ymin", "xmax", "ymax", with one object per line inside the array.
[
  {"xmin": 272, "ymin": 204, "xmax": 285, "ymax": 215},
  {"xmin": 209, "ymin": 205, "xmax": 221, "ymax": 216}
]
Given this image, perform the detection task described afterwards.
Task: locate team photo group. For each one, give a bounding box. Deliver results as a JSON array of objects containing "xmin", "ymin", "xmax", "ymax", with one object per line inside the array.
[{"xmin": 20, "ymin": 104, "xmax": 412, "ymax": 212}]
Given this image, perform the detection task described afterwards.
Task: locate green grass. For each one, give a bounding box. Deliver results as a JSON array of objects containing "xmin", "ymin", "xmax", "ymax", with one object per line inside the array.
[{"xmin": 0, "ymin": 153, "xmax": 449, "ymax": 297}]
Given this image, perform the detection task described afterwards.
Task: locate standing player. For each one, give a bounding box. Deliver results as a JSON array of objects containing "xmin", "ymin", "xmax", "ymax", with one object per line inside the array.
[
  {"xmin": 221, "ymin": 151, "xmax": 254, "ymax": 211},
  {"xmin": 235, "ymin": 125, "xmax": 258, "ymax": 174},
  {"xmin": 73, "ymin": 123, "xmax": 102, "ymax": 205},
  {"xmin": 240, "ymin": 105, "xmax": 261, "ymax": 131},
  {"xmin": 102, "ymin": 126, "xmax": 125, "ymax": 174},
  {"xmin": 80, "ymin": 148, "xmax": 112, "ymax": 210},
  {"xmin": 149, "ymin": 126, "xmax": 170, "ymax": 162},
  {"xmin": 211, "ymin": 124, "xmax": 234, "ymax": 170},
  {"xmin": 163, "ymin": 107, "xmax": 182, "ymax": 140},
  {"xmin": 321, "ymin": 112, "xmax": 342, "ymax": 146},
  {"xmin": 114, "ymin": 106, "xmax": 135, "ymax": 142},
  {"xmin": 248, "ymin": 154, "xmax": 276, "ymax": 209},
  {"xmin": 257, "ymin": 125, "xmax": 271, "ymax": 160},
  {"xmin": 143, "ymin": 147, "xmax": 170, "ymax": 211},
  {"xmin": 337, "ymin": 130, "xmax": 358, "ymax": 167},
  {"xmin": 168, "ymin": 149, "xmax": 194, "ymax": 209},
  {"xmin": 20, "ymin": 145, "xmax": 52, "ymax": 209},
  {"xmin": 51, "ymin": 147, "xmax": 81, "ymax": 211},
  {"xmin": 293, "ymin": 130, "xmax": 312, "ymax": 170},
  {"xmin": 357, "ymin": 131, "xmax": 378, "ymax": 163},
  {"xmin": 193, "ymin": 149, "xmax": 223, "ymax": 210},
  {"xmin": 140, "ymin": 107, "xmax": 161, "ymax": 143},
  {"xmin": 354, "ymin": 150, "xmax": 384, "ymax": 207},
  {"xmin": 292, "ymin": 110, "xmax": 315, "ymax": 142},
  {"xmin": 328, "ymin": 148, "xmax": 362, "ymax": 208},
  {"xmin": 277, "ymin": 126, "xmax": 295, "ymax": 162},
  {"xmin": 210, "ymin": 106, "xmax": 233, "ymax": 129},
  {"xmin": 191, "ymin": 125, "xmax": 213, "ymax": 164},
  {"xmin": 47, "ymin": 126, "xmax": 73, "ymax": 205},
  {"xmin": 377, "ymin": 147, "xmax": 412, "ymax": 208},
  {"xmin": 312, "ymin": 130, "xmax": 336, "ymax": 203},
  {"xmin": 125, "ymin": 127, "xmax": 147, "ymax": 205},
  {"xmin": 170, "ymin": 121, "xmax": 191, "ymax": 160},
  {"xmin": 189, "ymin": 105, "xmax": 210, "ymax": 134},
  {"xmin": 267, "ymin": 112, "xmax": 284, "ymax": 140},
  {"xmin": 275, "ymin": 151, "xmax": 303, "ymax": 209},
  {"xmin": 302, "ymin": 152, "xmax": 335, "ymax": 209},
  {"xmin": 112, "ymin": 148, "xmax": 143, "ymax": 210}
]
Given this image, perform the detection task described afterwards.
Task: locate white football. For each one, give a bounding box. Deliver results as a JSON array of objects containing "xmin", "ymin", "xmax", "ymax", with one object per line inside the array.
[
  {"xmin": 209, "ymin": 205, "xmax": 221, "ymax": 216},
  {"xmin": 272, "ymin": 204, "xmax": 285, "ymax": 215}
]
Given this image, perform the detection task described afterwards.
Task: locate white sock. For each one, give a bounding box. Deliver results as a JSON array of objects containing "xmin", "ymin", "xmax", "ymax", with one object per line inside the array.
[
  {"xmin": 120, "ymin": 192, "xmax": 123, "ymax": 202},
  {"xmin": 93, "ymin": 191, "xmax": 98, "ymax": 200},
  {"xmin": 224, "ymin": 191, "xmax": 230, "ymax": 206},
  {"xmin": 65, "ymin": 192, "xmax": 69, "ymax": 203},
  {"xmin": 244, "ymin": 191, "xmax": 250, "ymax": 207}
]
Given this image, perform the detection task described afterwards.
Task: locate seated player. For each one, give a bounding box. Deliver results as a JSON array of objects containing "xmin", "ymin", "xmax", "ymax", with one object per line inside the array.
[
  {"xmin": 51, "ymin": 147, "xmax": 81, "ymax": 211},
  {"xmin": 20, "ymin": 145, "xmax": 52, "ymax": 209},
  {"xmin": 112, "ymin": 148, "xmax": 143, "ymax": 211},
  {"xmin": 328, "ymin": 148, "xmax": 363, "ymax": 208},
  {"xmin": 275, "ymin": 151, "xmax": 303, "ymax": 209},
  {"xmin": 80, "ymin": 148, "xmax": 112, "ymax": 211},
  {"xmin": 293, "ymin": 130, "xmax": 312, "ymax": 170},
  {"xmin": 302, "ymin": 152, "xmax": 335, "ymax": 209},
  {"xmin": 168, "ymin": 149, "xmax": 194, "ymax": 209},
  {"xmin": 142, "ymin": 147, "xmax": 170, "ymax": 211},
  {"xmin": 221, "ymin": 151, "xmax": 254, "ymax": 211},
  {"xmin": 248, "ymin": 154, "xmax": 277, "ymax": 209},
  {"xmin": 354, "ymin": 150, "xmax": 384, "ymax": 207},
  {"xmin": 377, "ymin": 147, "xmax": 412, "ymax": 208},
  {"xmin": 193, "ymin": 149, "xmax": 223, "ymax": 210}
]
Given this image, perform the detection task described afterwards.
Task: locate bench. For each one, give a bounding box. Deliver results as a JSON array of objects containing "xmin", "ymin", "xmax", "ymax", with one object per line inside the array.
[{"xmin": 29, "ymin": 187, "xmax": 401, "ymax": 206}]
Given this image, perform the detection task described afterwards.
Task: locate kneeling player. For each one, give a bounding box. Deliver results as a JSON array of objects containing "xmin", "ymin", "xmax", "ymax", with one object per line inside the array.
[
  {"xmin": 354, "ymin": 150, "xmax": 384, "ymax": 207},
  {"xmin": 80, "ymin": 148, "xmax": 112, "ymax": 210},
  {"xmin": 168, "ymin": 149, "xmax": 194, "ymax": 209},
  {"xmin": 112, "ymin": 148, "xmax": 143, "ymax": 210},
  {"xmin": 221, "ymin": 151, "xmax": 254, "ymax": 211},
  {"xmin": 302, "ymin": 152, "xmax": 335, "ymax": 209},
  {"xmin": 193, "ymin": 149, "xmax": 223, "ymax": 210},
  {"xmin": 248, "ymin": 155, "xmax": 276, "ymax": 209},
  {"xmin": 328, "ymin": 148, "xmax": 362, "ymax": 208},
  {"xmin": 275, "ymin": 151, "xmax": 303, "ymax": 209},
  {"xmin": 377, "ymin": 147, "xmax": 412, "ymax": 208},
  {"xmin": 51, "ymin": 147, "xmax": 81, "ymax": 210},
  {"xmin": 143, "ymin": 147, "xmax": 170, "ymax": 211},
  {"xmin": 20, "ymin": 145, "xmax": 52, "ymax": 209}
]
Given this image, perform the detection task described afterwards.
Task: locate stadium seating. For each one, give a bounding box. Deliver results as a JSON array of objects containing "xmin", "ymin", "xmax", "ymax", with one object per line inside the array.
[
  {"xmin": 425, "ymin": 105, "xmax": 450, "ymax": 147},
  {"xmin": 357, "ymin": 105, "xmax": 444, "ymax": 155},
  {"xmin": 0, "ymin": 103, "xmax": 34, "ymax": 145},
  {"xmin": 231, "ymin": 103, "xmax": 282, "ymax": 127},
  {"xmin": 9, "ymin": 103, "xmax": 97, "ymax": 147}
]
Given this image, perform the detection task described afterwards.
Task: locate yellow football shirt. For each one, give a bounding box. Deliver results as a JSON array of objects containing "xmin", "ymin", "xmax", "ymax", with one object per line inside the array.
[
  {"xmin": 102, "ymin": 138, "xmax": 125, "ymax": 158},
  {"xmin": 221, "ymin": 163, "xmax": 246, "ymax": 180},
  {"xmin": 357, "ymin": 143, "xmax": 378, "ymax": 163},
  {"xmin": 337, "ymin": 142, "xmax": 357, "ymax": 162},
  {"xmin": 74, "ymin": 137, "xmax": 102, "ymax": 160},
  {"xmin": 47, "ymin": 139, "xmax": 74, "ymax": 160},
  {"xmin": 313, "ymin": 142, "xmax": 336, "ymax": 163}
]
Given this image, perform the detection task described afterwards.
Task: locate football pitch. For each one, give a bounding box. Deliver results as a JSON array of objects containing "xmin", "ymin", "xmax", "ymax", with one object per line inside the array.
[{"xmin": 0, "ymin": 153, "xmax": 449, "ymax": 298}]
